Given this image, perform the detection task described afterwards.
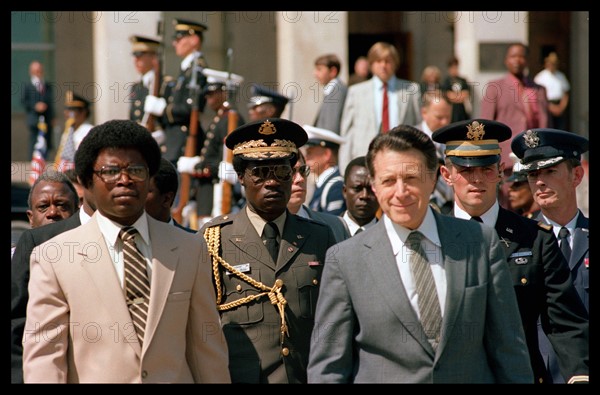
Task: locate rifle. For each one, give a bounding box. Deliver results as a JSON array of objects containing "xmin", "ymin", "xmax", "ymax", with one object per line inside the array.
[
  {"xmin": 220, "ymin": 48, "xmax": 238, "ymax": 216},
  {"xmin": 141, "ymin": 53, "xmax": 161, "ymax": 132},
  {"xmin": 172, "ymin": 53, "xmax": 202, "ymax": 225}
]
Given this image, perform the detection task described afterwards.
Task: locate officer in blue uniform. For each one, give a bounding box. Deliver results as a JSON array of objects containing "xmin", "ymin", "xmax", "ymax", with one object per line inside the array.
[
  {"xmin": 144, "ymin": 19, "xmax": 208, "ymax": 163},
  {"xmin": 433, "ymin": 119, "xmax": 589, "ymax": 384},
  {"xmin": 512, "ymin": 128, "xmax": 590, "ymax": 383},
  {"xmin": 199, "ymin": 118, "xmax": 337, "ymax": 383}
]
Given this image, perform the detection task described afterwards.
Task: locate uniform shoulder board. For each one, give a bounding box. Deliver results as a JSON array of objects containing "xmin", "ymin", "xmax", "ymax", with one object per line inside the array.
[
  {"xmin": 205, "ymin": 214, "xmax": 234, "ymax": 228},
  {"xmin": 537, "ymin": 221, "xmax": 553, "ymax": 231}
]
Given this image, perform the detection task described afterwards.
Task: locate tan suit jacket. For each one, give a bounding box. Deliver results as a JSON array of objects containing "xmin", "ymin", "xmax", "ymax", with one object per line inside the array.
[{"xmin": 23, "ymin": 214, "xmax": 230, "ymax": 383}]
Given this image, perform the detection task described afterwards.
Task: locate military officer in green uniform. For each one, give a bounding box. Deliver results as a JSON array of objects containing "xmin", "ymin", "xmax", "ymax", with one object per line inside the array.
[
  {"xmin": 433, "ymin": 119, "xmax": 589, "ymax": 384},
  {"xmin": 199, "ymin": 118, "xmax": 337, "ymax": 383},
  {"xmin": 144, "ymin": 19, "xmax": 208, "ymax": 163}
]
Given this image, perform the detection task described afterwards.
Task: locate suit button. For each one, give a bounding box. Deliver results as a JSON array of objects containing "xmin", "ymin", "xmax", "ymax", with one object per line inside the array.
[
  {"xmin": 538, "ymin": 377, "xmax": 543, "ymax": 383},
  {"xmin": 236, "ymin": 284, "xmax": 242, "ymax": 291},
  {"xmin": 312, "ymin": 278, "xmax": 318, "ymax": 285},
  {"xmin": 521, "ymin": 277, "xmax": 528, "ymax": 284},
  {"xmin": 181, "ymin": 125, "xmax": 188, "ymax": 132},
  {"xmin": 134, "ymin": 109, "xmax": 141, "ymax": 116},
  {"xmin": 275, "ymin": 279, "xmax": 284, "ymax": 287},
  {"xmin": 135, "ymin": 100, "xmax": 141, "ymax": 106},
  {"xmin": 141, "ymin": 370, "xmax": 148, "ymax": 378},
  {"xmin": 281, "ymin": 347, "xmax": 290, "ymax": 356}
]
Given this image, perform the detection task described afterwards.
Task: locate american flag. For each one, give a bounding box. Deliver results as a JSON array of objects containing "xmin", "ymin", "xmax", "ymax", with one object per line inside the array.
[{"xmin": 28, "ymin": 116, "xmax": 48, "ymax": 186}]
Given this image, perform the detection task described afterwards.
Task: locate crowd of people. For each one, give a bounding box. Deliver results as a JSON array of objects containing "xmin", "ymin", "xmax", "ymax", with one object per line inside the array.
[{"xmin": 12, "ymin": 18, "xmax": 588, "ymax": 384}]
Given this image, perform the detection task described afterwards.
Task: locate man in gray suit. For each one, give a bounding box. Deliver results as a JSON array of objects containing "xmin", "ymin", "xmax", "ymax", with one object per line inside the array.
[
  {"xmin": 313, "ymin": 53, "xmax": 347, "ymax": 134},
  {"xmin": 307, "ymin": 125, "xmax": 533, "ymax": 383},
  {"xmin": 338, "ymin": 42, "xmax": 421, "ymax": 171}
]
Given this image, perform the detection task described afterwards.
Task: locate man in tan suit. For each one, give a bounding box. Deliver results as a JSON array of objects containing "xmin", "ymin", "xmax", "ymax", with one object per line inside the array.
[{"xmin": 22, "ymin": 120, "xmax": 230, "ymax": 383}]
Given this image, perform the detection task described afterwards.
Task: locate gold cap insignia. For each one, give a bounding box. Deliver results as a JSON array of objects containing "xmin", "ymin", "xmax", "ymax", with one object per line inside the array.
[
  {"xmin": 524, "ymin": 129, "xmax": 540, "ymax": 148},
  {"xmin": 466, "ymin": 121, "xmax": 485, "ymax": 141},
  {"xmin": 258, "ymin": 120, "xmax": 276, "ymax": 135}
]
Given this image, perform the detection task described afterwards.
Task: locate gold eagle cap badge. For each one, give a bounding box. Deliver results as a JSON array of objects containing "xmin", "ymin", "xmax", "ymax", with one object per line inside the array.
[{"xmin": 466, "ymin": 121, "xmax": 485, "ymax": 141}]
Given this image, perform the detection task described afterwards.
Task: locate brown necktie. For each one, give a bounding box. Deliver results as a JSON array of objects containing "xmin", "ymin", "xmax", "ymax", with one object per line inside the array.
[
  {"xmin": 263, "ymin": 222, "xmax": 279, "ymax": 263},
  {"xmin": 381, "ymin": 82, "xmax": 389, "ymax": 133},
  {"xmin": 119, "ymin": 226, "xmax": 151, "ymax": 345},
  {"xmin": 406, "ymin": 231, "xmax": 442, "ymax": 351}
]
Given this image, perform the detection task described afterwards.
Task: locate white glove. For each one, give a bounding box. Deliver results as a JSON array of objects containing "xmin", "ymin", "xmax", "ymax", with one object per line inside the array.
[
  {"xmin": 218, "ymin": 161, "xmax": 238, "ymax": 185},
  {"xmin": 151, "ymin": 129, "xmax": 166, "ymax": 146},
  {"xmin": 144, "ymin": 95, "xmax": 167, "ymax": 116},
  {"xmin": 177, "ymin": 156, "xmax": 202, "ymax": 174}
]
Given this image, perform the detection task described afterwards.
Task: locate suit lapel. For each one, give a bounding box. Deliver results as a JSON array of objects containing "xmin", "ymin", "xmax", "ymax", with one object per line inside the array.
[
  {"xmin": 143, "ymin": 219, "xmax": 179, "ymax": 354},
  {"xmin": 432, "ymin": 212, "xmax": 466, "ymax": 358},
  {"xmin": 363, "ymin": 221, "xmax": 434, "ymax": 356},
  {"xmin": 79, "ymin": 218, "xmax": 142, "ymax": 357}
]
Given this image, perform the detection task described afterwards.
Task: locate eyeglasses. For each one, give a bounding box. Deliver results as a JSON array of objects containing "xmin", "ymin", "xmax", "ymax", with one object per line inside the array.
[
  {"xmin": 246, "ymin": 165, "xmax": 294, "ymax": 183},
  {"xmin": 294, "ymin": 164, "xmax": 311, "ymax": 178},
  {"xmin": 94, "ymin": 165, "xmax": 149, "ymax": 183}
]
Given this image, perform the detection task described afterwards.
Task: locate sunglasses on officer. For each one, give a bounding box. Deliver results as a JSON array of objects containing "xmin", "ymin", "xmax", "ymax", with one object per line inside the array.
[
  {"xmin": 293, "ymin": 164, "xmax": 311, "ymax": 178},
  {"xmin": 246, "ymin": 165, "xmax": 294, "ymax": 183}
]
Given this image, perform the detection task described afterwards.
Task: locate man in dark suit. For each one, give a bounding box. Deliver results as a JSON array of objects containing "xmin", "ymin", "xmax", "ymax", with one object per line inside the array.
[
  {"xmin": 308, "ymin": 125, "xmax": 532, "ymax": 383},
  {"xmin": 512, "ymin": 128, "xmax": 590, "ymax": 383},
  {"xmin": 313, "ymin": 53, "xmax": 347, "ymax": 134},
  {"xmin": 11, "ymin": 183, "xmax": 96, "ymax": 383},
  {"xmin": 21, "ymin": 60, "xmax": 55, "ymax": 157},
  {"xmin": 340, "ymin": 156, "xmax": 379, "ymax": 236},
  {"xmin": 144, "ymin": 19, "xmax": 208, "ymax": 164},
  {"xmin": 434, "ymin": 119, "xmax": 589, "ymax": 384},
  {"xmin": 199, "ymin": 118, "xmax": 337, "ymax": 383},
  {"xmin": 26, "ymin": 169, "xmax": 79, "ymax": 228},
  {"xmin": 146, "ymin": 157, "xmax": 195, "ymax": 232}
]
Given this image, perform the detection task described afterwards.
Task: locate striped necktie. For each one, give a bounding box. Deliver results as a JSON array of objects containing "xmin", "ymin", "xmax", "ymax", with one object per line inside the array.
[
  {"xmin": 119, "ymin": 226, "xmax": 151, "ymax": 345},
  {"xmin": 406, "ymin": 231, "xmax": 442, "ymax": 351}
]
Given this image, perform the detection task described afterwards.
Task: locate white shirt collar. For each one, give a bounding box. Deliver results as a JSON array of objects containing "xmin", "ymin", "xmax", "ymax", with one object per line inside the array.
[
  {"xmin": 79, "ymin": 208, "xmax": 92, "ymax": 225},
  {"xmin": 315, "ymin": 165, "xmax": 338, "ymax": 188},
  {"xmin": 543, "ymin": 212, "xmax": 579, "ymax": 239},
  {"xmin": 342, "ymin": 211, "xmax": 377, "ymax": 235},
  {"xmin": 385, "ymin": 207, "xmax": 441, "ymax": 256},
  {"xmin": 323, "ymin": 78, "xmax": 340, "ymax": 96},
  {"xmin": 453, "ymin": 201, "xmax": 499, "ymax": 227},
  {"xmin": 95, "ymin": 210, "xmax": 151, "ymax": 251}
]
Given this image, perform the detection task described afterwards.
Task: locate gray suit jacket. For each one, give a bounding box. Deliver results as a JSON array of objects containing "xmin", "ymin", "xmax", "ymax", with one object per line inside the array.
[
  {"xmin": 307, "ymin": 211, "xmax": 533, "ymax": 383},
  {"xmin": 338, "ymin": 76, "xmax": 421, "ymax": 171},
  {"xmin": 314, "ymin": 78, "xmax": 348, "ymax": 134}
]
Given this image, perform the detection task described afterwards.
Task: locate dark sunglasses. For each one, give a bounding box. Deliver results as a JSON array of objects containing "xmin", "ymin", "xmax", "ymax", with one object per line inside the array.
[
  {"xmin": 294, "ymin": 164, "xmax": 311, "ymax": 178},
  {"xmin": 246, "ymin": 165, "xmax": 294, "ymax": 183}
]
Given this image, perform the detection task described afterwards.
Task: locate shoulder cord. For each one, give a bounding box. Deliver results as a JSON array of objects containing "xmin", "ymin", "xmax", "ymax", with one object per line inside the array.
[{"xmin": 204, "ymin": 226, "xmax": 289, "ymax": 340}]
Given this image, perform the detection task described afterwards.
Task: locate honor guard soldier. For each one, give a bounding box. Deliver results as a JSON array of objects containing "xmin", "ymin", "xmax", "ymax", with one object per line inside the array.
[
  {"xmin": 247, "ymin": 84, "xmax": 290, "ymax": 121},
  {"xmin": 199, "ymin": 118, "xmax": 337, "ymax": 383},
  {"xmin": 128, "ymin": 35, "xmax": 165, "ymax": 145},
  {"xmin": 433, "ymin": 120, "xmax": 589, "ymax": 384},
  {"xmin": 144, "ymin": 18, "xmax": 208, "ymax": 163},
  {"xmin": 303, "ymin": 125, "xmax": 347, "ymax": 216},
  {"xmin": 512, "ymin": 128, "xmax": 590, "ymax": 384},
  {"xmin": 177, "ymin": 69, "xmax": 245, "ymax": 223},
  {"xmin": 56, "ymin": 91, "xmax": 93, "ymax": 172}
]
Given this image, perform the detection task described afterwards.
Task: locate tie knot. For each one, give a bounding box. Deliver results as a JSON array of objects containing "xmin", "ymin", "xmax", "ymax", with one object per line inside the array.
[
  {"xmin": 264, "ymin": 222, "xmax": 279, "ymax": 240},
  {"xmin": 559, "ymin": 226, "xmax": 570, "ymax": 239},
  {"xmin": 471, "ymin": 216, "xmax": 483, "ymax": 223},
  {"xmin": 355, "ymin": 227, "xmax": 364, "ymax": 235},
  {"xmin": 119, "ymin": 226, "xmax": 139, "ymax": 242},
  {"xmin": 406, "ymin": 231, "xmax": 424, "ymax": 250}
]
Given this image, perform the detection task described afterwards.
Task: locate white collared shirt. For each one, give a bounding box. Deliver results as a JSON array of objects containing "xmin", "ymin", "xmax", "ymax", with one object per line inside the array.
[
  {"xmin": 543, "ymin": 212, "xmax": 579, "ymax": 250},
  {"xmin": 453, "ymin": 201, "xmax": 499, "ymax": 228},
  {"xmin": 315, "ymin": 166, "xmax": 338, "ymax": 188},
  {"xmin": 96, "ymin": 211, "xmax": 153, "ymax": 288},
  {"xmin": 383, "ymin": 208, "xmax": 446, "ymax": 318},
  {"xmin": 342, "ymin": 211, "xmax": 377, "ymax": 236}
]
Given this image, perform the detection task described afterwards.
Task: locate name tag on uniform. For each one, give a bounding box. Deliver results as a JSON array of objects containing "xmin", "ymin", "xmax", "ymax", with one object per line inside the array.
[
  {"xmin": 226, "ymin": 263, "xmax": 250, "ymax": 275},
  {"xmin": 308, "ymin": 261, "xmax": 321, "ymax": 267},
  {"xmin": 509, "ymin": 251, "xmax": 533, "ymax": 259}
]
